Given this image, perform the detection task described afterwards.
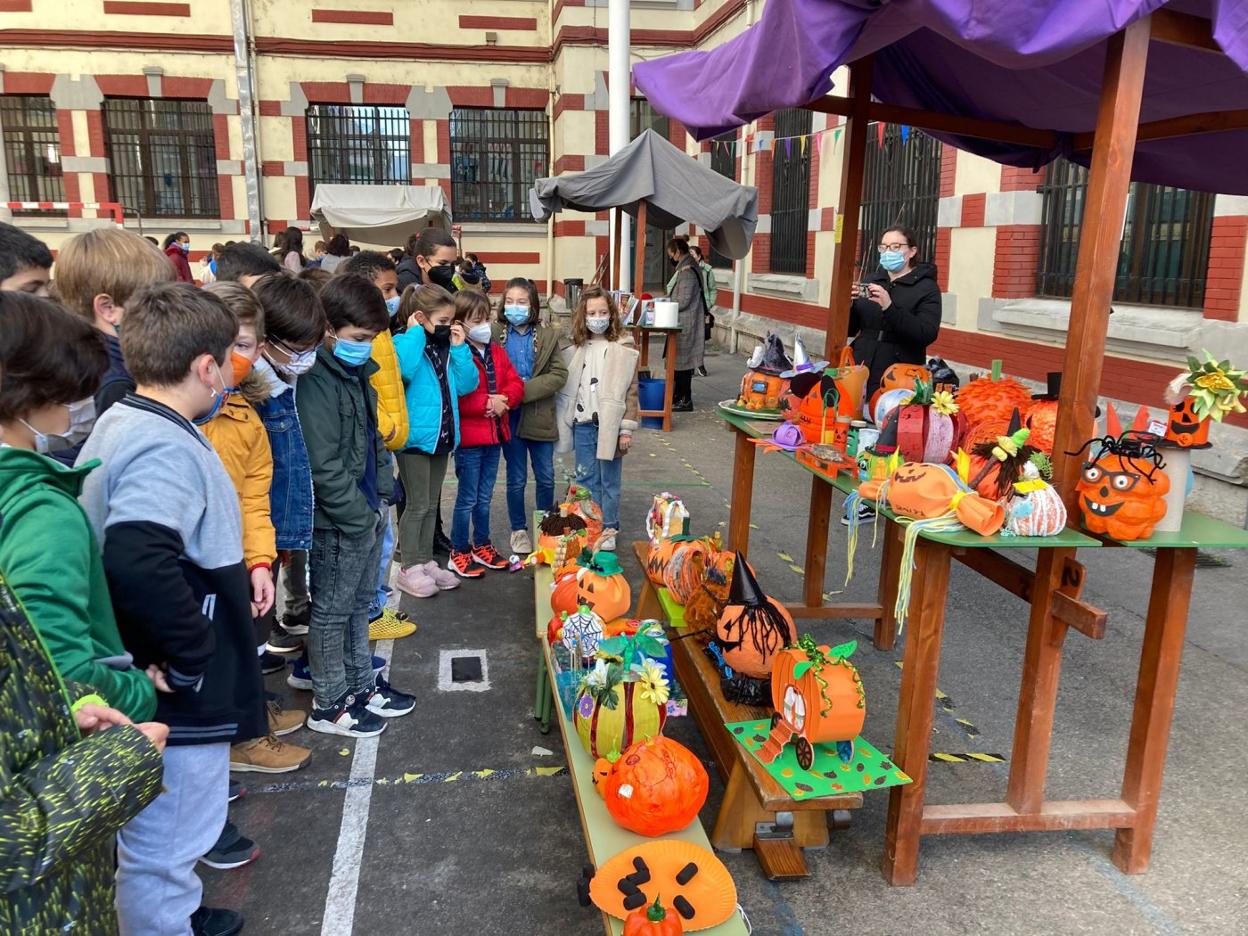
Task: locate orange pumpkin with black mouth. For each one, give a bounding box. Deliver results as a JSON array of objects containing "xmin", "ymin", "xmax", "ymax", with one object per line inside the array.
[
  {"xmin": 552, "ymin": 549, "xmax": 632, "ymax": 620},
  {"xmin": 868, "ymin": 362, "xmax": 931, "ymax": 420},
  {"xmin": 1164, "ymin": 397, "xmax": 1212, "ymax": 448},
  {"xmin": 1074, "ymin": 432, "xmax": 1170, "ymax": 541}
]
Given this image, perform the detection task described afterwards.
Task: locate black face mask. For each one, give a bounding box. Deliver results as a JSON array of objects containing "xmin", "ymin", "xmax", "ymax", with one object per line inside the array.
[
  {"xmin": 429, "ymin": 324, "xmax": 452, "ymax": 346},
  {"xmin": 427, "ymin": 264, "xmax": 456, "ymax": 290}
]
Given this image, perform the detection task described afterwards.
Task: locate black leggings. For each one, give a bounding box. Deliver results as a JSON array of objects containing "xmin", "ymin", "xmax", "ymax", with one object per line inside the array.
[{"xmin": 674, "ymin": 369, "xmax": 694, "ymax": 405}]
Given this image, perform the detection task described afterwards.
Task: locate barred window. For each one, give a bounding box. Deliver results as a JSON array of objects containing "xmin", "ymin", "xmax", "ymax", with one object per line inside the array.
[
  {"xmin": 306, "ymin": 104, "xmax": 410, "ymax": 198},
  {"xmin": 1, "ymin": 96, "xmax": 65, "ymax": 214},
  {"xmin": 858, "ymin": 124, "xmax": 941, "ymax": 275},
  {"xmin": 770, "ymin": 108, "xmax": 813, "ymax": 275},
  {"xmin": 630, "ymin": 98, "xmax": 675, "ymax": 290},
  {"xmin": 103, "ymin": 98, "xmax": 219, "ymax": 218},
  {"xmin": 1037, "ymin": 159, "xmax": 1214, "ymax": 308},
  {"xmin": 450, "ymin": 108, "xmax": 548, "ymax": 222},
  {"xmin": 708, "ymin": 131, "xmax": 737, "ymax": 269}
]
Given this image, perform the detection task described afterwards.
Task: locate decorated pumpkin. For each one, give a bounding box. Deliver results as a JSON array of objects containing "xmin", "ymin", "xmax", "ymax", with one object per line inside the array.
[
  {"xmin": 713, "ymin": 555, "xmax": 796, "ymax": 704},
  {"xmin": 553, "ymin": 549, "xmax": 631, "ymax": 620},
  {"xmin": 867, "ymin": 362, "xmax": 931, "ymax": 419},
  {"xmin": 1005, "ymin": 460, "xmax": 1067, "ymax": 537},
  {"xmin": 603, "ymin": 735, "xmax": 709, "ymax": 837},
  {"xmin": 592, "ymin": 754, "xmax": 619, "ymax": 798},
  {"xmin": 662, "ymin": 537, "xmax": 714, "ymax": 605},
  {"xmin": 589, "ymin": 841, "xmax": 738, "ymax": 931},
  {"xmin": 682, "ymin": 549, "xmax": 737, "ymax": 636},
  {"xmin": 872, "ymin": 386, "xmax": 915, "ymax": 429},
  {"xmin": 574, "ymin": 658, "xmax": 669, "ymax": 759},
  {"xmin": 562, "ymin": 483, "xmax": 605, "ymax": 545},
  {"xmin": 1163, "ymin": 351, "xmax": 1248, "ymax": 448},
  {"xmin": 645, "ymin": 537, "xmax": 682, "ymax": 586},
  {"xmin": 646, "ymin": 492, "xmax": 690, "ymax": 546},
  {"xmin": 759, "ymin": 637, "xmax": 865, "ymax": 769},
  {"xmin": 560, "ymin": 605, "xmax": 605, "ymax": 660},
  {"xmin": 956, "ymin": 372, "xmax": 1032, "ymax": 446},
  {"xmin": 624, "ymin": 895, "xmax": 683, "ymax": 936},
  {"xmin": 1164, "ymin": 398, "xmax": 1211, "ymax": 448},
  {"xmin": 1074, "ymin": 432, "xmax": 1170, "ymax": 541},
  {"xmin": 1025, "ymin": 400, "xmax": 1059, "ymax": 456},
  {"xmin": 968, "ymin": 412, "xmax": 1040, "ymax": 501},
  {"xmin": 892, "ymin": 381, "xmax": 963, "ymax": 463},
  {"xmin": 796, "ymin": 348, "xmax": 867, "ymax": 447},
  {"xmin": 736, "ymin": 369, "xmax": 788, "ymax": 411},
  {"xmin": 858, "ymin": 461, "xmax": 1004, "ymax": 535},
  {"xmin": 536, "ymin": 508, "xmax": 588, "ymax": 558}
]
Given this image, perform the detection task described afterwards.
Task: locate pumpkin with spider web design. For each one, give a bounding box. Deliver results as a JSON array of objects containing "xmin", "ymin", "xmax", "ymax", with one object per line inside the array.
[{"xmin": 712, "ymin": 554, "xmax": 796, "ymax": 701}]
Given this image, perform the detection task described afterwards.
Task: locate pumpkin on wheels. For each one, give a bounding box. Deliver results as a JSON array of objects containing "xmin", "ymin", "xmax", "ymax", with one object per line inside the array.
[{"xmin": 764, "ymin": 637, "xmax": 865, "ymax": 768}]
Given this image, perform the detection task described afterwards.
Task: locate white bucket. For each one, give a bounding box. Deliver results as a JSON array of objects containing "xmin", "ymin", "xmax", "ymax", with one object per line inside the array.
[
  {"xmin": 1155, "ymin": 445, "xmax": 1190, "ymax": 533},
  {"xmin": 652, "ymin": 298, "xmax": 679, "ymax": 328}
]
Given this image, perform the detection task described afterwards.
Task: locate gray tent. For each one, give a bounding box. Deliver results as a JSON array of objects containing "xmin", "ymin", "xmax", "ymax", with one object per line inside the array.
[{"xmin": 529, "ymin": 128, "xmax": 758, "ymax": 260}]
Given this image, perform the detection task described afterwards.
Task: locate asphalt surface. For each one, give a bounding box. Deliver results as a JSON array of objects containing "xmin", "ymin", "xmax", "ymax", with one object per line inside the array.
[{"xmin": 205, "ymin": 345, "xmax": 1248, "ymax": 935}]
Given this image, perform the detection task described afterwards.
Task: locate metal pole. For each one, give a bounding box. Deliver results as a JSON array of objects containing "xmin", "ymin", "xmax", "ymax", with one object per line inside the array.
[
  {"xmin": 608, "ymin": 0, "xmax": 631, "ymax": 290},
  {"xmin": 230, "ymin": 0, "xmax": 264, "ymax": 241}
]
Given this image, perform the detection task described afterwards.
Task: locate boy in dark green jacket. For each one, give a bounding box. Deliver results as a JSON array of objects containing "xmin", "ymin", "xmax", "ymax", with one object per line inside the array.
[
  {"xmin": 0, "ymin": 292, "xmax": 158, "ymax": 721},
  {"xmin": 297, "ymin": 274, "xmax": 416, "ymax": 738}
]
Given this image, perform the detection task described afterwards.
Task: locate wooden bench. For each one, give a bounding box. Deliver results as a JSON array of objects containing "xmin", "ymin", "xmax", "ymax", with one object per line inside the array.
[
  {"xmin": 632, "ymin": 542, "xmax": 863, "ymax": 881},
  {"xmin": 532, "ymin": 561, "xmax": 749, "ymax": 935}
]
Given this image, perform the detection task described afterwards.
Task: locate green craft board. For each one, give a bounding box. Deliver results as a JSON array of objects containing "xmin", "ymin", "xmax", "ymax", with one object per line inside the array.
[
  {"xmin": 1091, "ymin": 508, "xmax": 1248, "ymax": 550},
  {"xmin": 656, "ymin": 587, "xmax": 688, "ymax": 628},
  {"xmin": 726, "ymin": 719, "xmax": 912, "ymax": 801}
]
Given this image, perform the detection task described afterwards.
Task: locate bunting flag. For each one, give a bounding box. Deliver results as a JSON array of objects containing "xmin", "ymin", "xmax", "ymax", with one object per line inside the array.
[
  {"xmin": 800, "ymin": 135, "xmax": 808, "ymax": 156},
  {"xmin": 877, "ymin": 121, "xmax": 886, "ymax": 147},
  {"xmin": 900, "ymin": 125, "xmax": 910, "ymax": 144},
  {"xmin": 784, "ymin": 137, "xmax": 792, "ymax": 157}
]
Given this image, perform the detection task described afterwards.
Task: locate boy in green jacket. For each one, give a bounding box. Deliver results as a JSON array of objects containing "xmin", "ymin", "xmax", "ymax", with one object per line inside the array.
[{"xmin": 0, "ymin": 291, "xmax": 159, "ymax": 721}]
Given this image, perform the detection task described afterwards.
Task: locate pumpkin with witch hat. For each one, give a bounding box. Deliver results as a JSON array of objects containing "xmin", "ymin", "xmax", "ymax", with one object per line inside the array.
[
  {"xmin": 711, "ymin": 554, "xmax": 796, "ymax": 705},
  {"xmin": 736, "ymin": 333, "xmax": 794, "ymax": 412}
]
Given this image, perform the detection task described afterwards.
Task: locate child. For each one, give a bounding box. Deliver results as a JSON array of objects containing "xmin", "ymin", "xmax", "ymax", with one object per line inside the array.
[
  {"xmin": 201, "ymin": 282, "xmax": 311, "ymax": 773},
  {"xmin": 162, "ymin": 231, "xmax": 194, "ymax": 283},
  {"xmin": 446, "ymin": 289, "xmax": 524, "ymax": 578},
  {"xmin": 247, "ymin": 273, "xmax": 326, "ymax": 657},
  {"xmin": 0, "ymin": 221, "xmax": 53, "ymax": 295},
  {"xmin": 216, "ymin": 241, "xmax": 282, "ymax": 287},
  {"xmin": 464, "ymin": 252, "xmax": 492, "ymax": 293},
  {"xmin": 297, "ymin": 273, "xmax": 416, "ymax": 737},
  {"xmin": 492, "ymin": 277, "xmax": 567, "ymax": 555},
  {"xmin": 0, "ymin": 292, "xmax": 156, "ymax": 722},
  {"xmin": 556, "ymin": 287, "xmax": 640, "ymax": 553},
  {"xmin": 340, "ymin": 251, "xmax": 418, "ymax": 638},
  {"xmin": 392, "ymin": 284, "xmax": 477, "ymax": 596},
  {"xmin": 77, "ymin": 282, "xmax": 265, "ymax": 936},
  {"xmin": 52, "ymin": 228, "xmax": 174, "ymax": 465}
]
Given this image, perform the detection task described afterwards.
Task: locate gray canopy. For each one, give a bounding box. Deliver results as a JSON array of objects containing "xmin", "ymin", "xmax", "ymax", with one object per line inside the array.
[{"xmin": 529, "ymin": 129, "xmax": 758, "ymax": 260}]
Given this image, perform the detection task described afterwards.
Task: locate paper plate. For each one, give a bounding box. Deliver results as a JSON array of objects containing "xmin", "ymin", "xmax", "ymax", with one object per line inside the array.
[
  {"xmin": 717, "ymin": 400, "xmax": 785, "ymax": 421},
  {"xmin": 590, "ymin": 839, "xmax": 737, "ymax": 931}
]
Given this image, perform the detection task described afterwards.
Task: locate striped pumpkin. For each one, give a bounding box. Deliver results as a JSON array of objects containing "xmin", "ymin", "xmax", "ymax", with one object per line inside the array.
[
  {"xmin": 1006, "ymin": 482, "xmax": 1067, "ymax": 537},
  {"xmin": 662, "ymin": 538, "xmax": 712, "ymax": 605},
  {"xmin": 574, "ymin": 682, "xmax": 667, "ymax": 759},
  {"xmin": 645, "ymin": 538, "xmax": 680, "ymax": 586}
]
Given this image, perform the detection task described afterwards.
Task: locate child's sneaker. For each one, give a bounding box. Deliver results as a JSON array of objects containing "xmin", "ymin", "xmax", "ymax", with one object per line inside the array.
[
  {"xmin": 395, "ymin": 564, "xmax": 438, "ymax": 599},
  {"xmin": 280, "ymin": 609, "xmax": 310, "ymax": 636},
  {"xmin": 199, "ymin": 821, "xmax": 259, "ymax": 870},
  {"xmin": 266, "ymin": 625, "xmax": 303, "ymax": 655},
  {"xmin": 596, "ymin": 528, "xmax": 618, "ymax": 552},
  {"xmin": 229, "ymin": 734, "xmax": 311, "ymax": 773},
  {"xmin": 258, "ymin": 651, "xmax": 287, "ymax": 675},
  {"xmin": 510, "ymin": 528, "xmax": 532, "ymax": 555},
  {"xmin": 227, "ymin": 779, "xmax": 246, "ymax": 803},
  {"xmin": 369, "ymin": 608, "xmax": 417, "ymax": 640},
  {"xmin": 421, "ymin": 560, "xmax": 460, "ymax": 591},
  {"xmin": 471, "ymin": 542, "xmax": 508, "ymax": 570},
  {"xmin": 306, "ymin": 691, "xmax": 387, "ymax": 738},
  {"xmin": 362, "ymin": 674, "xmax": 416, "ymax": 718},
  {"xmin": 448, "ymin": 549, "xmax": 485, "ymax": 579}
]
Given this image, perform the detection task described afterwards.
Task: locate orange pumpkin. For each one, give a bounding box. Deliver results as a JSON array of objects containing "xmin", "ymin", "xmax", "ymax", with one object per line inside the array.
[
  {"xmin": 645, "ymin": 538, "xmax": 681, "ymax": 586},
  {"xmin": 769, "ymin": 639, "xmax": 865, "ymax": 758},
  {"xmin": 714, "ymin": 556, "xmax": 796, "ymax": 682},
  {"xmin": 1024, "ymin": 399, "xmax": 1059, "ymax": 455},
  {"xmin": 536, "ymin": 509, "xmax": 588, "ymax": 558},
  {"xmin": 552, "ymin": 550, "xmax": 632, "ymax": 620},
  {"xmin": 1164, "ymin": 397, "xmax": 1211, "ymax": 448},
  {"xmin": 684, "ymin": 551, "xmax": 740, "ymax": 637},
  {"xmin": 956, "ymin": 374, "xmax": 1031, "ymax": 445},
  {"xmin": 860, "ymin": 462, "xmax": 1005, "ymax": 535},
  {"xmin": 736, "ymin": 369, "xmax": 788, "ymax": 411},
  {"xmin": 590, "ymin": 841, "xmax": 738, "ymax": 931},
  {"xmin": 562, "ymin": 484, "xmax": 604, "ymax": 545},
  {"xmin": 591, "ymin": 755, "xmax": 618, "ymax": 798},
  {"xmin": 603, "ymin": 735, "xmax": 709, "ymax": 837},
  {"xmin": 1075, "ymin": 436, "xmax": 1170, "ymax": 541},
  {"xmin": 662, "ymin": 538, "xmax": 712, "ymax": 605},
  {"xmin": 868, "ymin": 362, "xmax": 931, "ymax": 419}
]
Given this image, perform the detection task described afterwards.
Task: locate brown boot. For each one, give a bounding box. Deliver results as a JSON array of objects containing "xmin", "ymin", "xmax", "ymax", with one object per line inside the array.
[
  {"xmin": 229, "ymin": 735, "xmax": 311, "ymax": 774},
  {"xmin": 266, "ymin": 698, "xmax": 305, "ymax": 737}
]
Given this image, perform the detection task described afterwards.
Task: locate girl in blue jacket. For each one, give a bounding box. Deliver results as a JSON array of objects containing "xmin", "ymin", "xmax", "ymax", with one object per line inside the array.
[{"xmin": 392, "ymin": 284, "xmax": 479, "ymax": 598}]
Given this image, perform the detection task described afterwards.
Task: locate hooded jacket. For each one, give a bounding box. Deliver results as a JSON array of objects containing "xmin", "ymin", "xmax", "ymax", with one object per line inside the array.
[
  {"xmin": 456, "ymin": 340, "xmax": 525, "ymax": 449},
  {"xmin": 396, "ymin": 256, "xmax": 423, "ymax": 293},
  {"xmin": 490, "ymin": 320, "xmax": 568, "ymax": 442},
  {"xmin": 165, "ymin": 243, "xmax": 193, "ymax": 283},
  {"xmin": 0, "ymin": 447, "xmax": 157, "ymax": 721},
  {"xmin": 0, "ymin": 574, "xmax": 164, "ymax": 935},
  {"xmin": 370, "ymin": 329, "xmax": 410, "ymax": 452},
  {"xmin": 849, "ymin": 261, "xmax": 942, "ymax": 399},
  {"xmin": 393, "ymin": 326, "xmax": 480, "ymax": 454}
]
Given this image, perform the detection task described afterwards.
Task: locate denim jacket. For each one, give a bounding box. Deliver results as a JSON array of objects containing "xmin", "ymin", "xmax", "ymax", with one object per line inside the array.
[{"xmin": 254, "ymin": 387, "xmax": 313, "ymax": 551}]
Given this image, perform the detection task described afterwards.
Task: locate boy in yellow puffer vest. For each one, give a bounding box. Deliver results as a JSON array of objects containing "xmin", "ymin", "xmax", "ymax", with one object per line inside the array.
[{"xmin": 338, "ymin": 252, "xmax": 415, "ymax": 638}]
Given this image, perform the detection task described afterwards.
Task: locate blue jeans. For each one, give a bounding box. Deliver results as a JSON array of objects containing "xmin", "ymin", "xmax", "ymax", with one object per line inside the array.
[
  {"xmin": 369, "ymin": 508, "xmax": 396, "ymax": 618},
  {"xmin": 116, "ymin": 742, "xmax": 229, "ymax": 935},
  {"xmin": 573, "ymin": 422, "xmax": 623, "ymax": 529},
  {"xmin": 308, "ymin": 509, "xmax": 384, "ymax": 709},
  {"xmin": 452, "ymin": 445, "xmax": 501, "ymax": 551},
  {"xmin": 502, "ymin": 409, "xmax": 556, "ymax": 532}
]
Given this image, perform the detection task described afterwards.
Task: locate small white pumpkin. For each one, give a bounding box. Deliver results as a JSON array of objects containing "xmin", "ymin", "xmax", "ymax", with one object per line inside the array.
[{"xmin": 1006, "ymin": 462, "xmax": 1067, "ymax": 537}]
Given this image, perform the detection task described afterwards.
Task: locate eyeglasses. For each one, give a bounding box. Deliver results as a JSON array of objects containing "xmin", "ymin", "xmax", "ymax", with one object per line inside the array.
[
  {"xmin": 877, "ymin": 243, "xmax": 911, "ymax": 253},
  {"xmin": 268, "ymin": 335, "xmax": 321, "ymax": 358}
]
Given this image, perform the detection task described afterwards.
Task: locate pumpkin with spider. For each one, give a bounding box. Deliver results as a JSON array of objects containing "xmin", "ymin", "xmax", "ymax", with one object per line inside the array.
[{"xmin": 1072, "ymin": 430, "xmax": 1170, "ymax": 541}]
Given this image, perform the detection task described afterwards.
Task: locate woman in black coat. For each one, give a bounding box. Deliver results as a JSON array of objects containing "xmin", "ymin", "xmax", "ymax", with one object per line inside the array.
[{"xmin": 849, "ymin": 225, "xmax": 942, "ymax": 400}]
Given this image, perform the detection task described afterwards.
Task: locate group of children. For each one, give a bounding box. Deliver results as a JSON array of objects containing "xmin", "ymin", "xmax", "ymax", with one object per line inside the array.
[{"xmin": 0, "ymin": 218, "xmax": 641, "ymax": 935}]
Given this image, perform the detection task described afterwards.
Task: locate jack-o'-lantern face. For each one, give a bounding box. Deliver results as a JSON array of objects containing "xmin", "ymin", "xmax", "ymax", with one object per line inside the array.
[
  {"xmin": 1075, "ymin": 451, "xmax": 1170, "ymax": 541},
  {"xmin": 1164, "ymin": 398, "xmax": 1211, "ymax": 448},
  {"xmin": 892, "ymin": 463, "xmax": 928, "ymax": 485}
]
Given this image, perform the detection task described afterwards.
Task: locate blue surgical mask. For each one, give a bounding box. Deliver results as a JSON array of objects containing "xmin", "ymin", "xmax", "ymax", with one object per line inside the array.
[
  {"xmin": 179, "ymin": 241, "xmax": 190, "ymax": 254},
  {"xmin": 385, "ymin": 295, "xmax": 401, "ymax": 318},
  {"xmin": 193, "ymin": 363, "xmax": 229, "ymax": 426},
  {"xmin": 504, "ymin": 305, "xmax": 530, "ymax": 326},
  {"xmin": 333, "ymin": 336, "xmax": 374, "ymax": 367},
  {"xmin": 879, "ymin": 250, "xmax": 907, "ymax": 273}
]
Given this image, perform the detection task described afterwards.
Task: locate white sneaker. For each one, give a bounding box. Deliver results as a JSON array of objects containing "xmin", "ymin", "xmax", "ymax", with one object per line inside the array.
[
  {"xmin": 597, "ymin": 528, "xmax": 618, "ymax": 552},
  {"xmin": 510, "ymin": 529, "xmax": 532, "ymax": 555}
]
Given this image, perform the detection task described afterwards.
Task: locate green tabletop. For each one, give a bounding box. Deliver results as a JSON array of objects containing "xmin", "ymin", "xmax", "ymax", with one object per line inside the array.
[
  {"xmin": 533, "ymin": 563, "xmax": 748, "ymax": 936},
  {"xmin": 1091, "ymin": 508, "xmax": 1248, "ymax": 550}
]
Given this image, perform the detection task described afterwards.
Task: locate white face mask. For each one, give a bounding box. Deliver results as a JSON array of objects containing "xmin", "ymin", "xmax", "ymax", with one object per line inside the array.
[
  {"xmin": 272, "ymin": 348, "xmax": 317, "ymax": 377},
  {"xmin": 467, "ymin": 323, "xmax": 493, "ymax": 344},
  {"xmin": 586, "ymin": 316, "xmax": 611, "ymax": 335},
  {"xmin": 20, "ymin": 397, "xmax": 96, "ymax": 453}
]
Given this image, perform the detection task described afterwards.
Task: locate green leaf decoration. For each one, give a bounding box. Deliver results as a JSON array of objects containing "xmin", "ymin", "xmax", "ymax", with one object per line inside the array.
[
  {"xmin": 828, "ymin": 639, "xmax": 858, "ymax": 659},
  {"xmin": 793, "ymin": 661, "xmax": 814, "ymax": 679}
]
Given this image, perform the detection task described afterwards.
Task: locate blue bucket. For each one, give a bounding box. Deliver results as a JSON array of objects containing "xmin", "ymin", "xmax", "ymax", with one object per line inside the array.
[{"xmin": 638, "ymin": 377, "xmax": 665, "ymax": 429}]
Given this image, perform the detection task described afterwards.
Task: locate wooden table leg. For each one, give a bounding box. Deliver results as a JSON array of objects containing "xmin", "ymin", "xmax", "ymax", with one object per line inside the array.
[
  {"xmin": 1112, "ymin": 547, "xmax": 1195, "ymax": 873},
  {"xmin": 727, "ymin": 428, "xmax": 756, "ymax": 557},
  {"xmin": 1005, "ymin": 546, "xmax": 1073, "ymax": 813},
  {"xmin": 882, "ymin": 539, "xmax": 951, "ymax": 886},
  {"xmin": 663, "ymin": 333, "xmax": 676, "ymax": 431},
  {"xmin": 875, "ymin": 519, "xmax": 902, "ymax": 651},
  {"xmin": 802, "ymin": 475, "xmax": 833, "ymax": 608},
  {"xmin": 636, "ymin": 328, "xmax": 650, "ymax": 370}
]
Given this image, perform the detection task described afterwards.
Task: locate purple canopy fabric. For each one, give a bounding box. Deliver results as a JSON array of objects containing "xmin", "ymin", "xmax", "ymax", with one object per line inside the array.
[{"xmin": 632, "ymin": 0, "xmax": 1248, "ymax": 194}]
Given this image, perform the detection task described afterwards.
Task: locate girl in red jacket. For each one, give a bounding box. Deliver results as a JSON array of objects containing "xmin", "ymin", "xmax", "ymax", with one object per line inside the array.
[{"xmin": 447, "ymin": 290, "xmax": 524, "ymax": 578}]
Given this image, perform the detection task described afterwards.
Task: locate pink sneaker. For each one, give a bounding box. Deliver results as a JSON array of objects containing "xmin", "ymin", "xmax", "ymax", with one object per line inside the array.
[
  {"xmin": 422, "ymin": 560, "xmax": 461, "ymax": 591},
  {"xmin": 395, "ymin": 564, "xmax": 438, "ymax": 598}
]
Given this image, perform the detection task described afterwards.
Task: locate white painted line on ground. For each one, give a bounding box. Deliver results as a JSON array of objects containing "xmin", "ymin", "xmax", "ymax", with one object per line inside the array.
[
  {"xmin": 437, "ymin": 648, "xmax": 491, "ymax": 692},
  {"xmin": 320, "ymin": 638, "xmax": 393, "ymax": 936}
]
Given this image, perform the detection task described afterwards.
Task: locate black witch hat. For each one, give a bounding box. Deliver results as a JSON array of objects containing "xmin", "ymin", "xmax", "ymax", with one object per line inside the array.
[
  {"xmin": 728, "ymin": 550, "xmax": 765, "ymax": 607},
  {"xmin": 757, "ymin": 333, "xmax": 795, "ymax": 375},
  {"xmin": 871, "ymin": 413, "xmax": 900, "ymax": 455}
]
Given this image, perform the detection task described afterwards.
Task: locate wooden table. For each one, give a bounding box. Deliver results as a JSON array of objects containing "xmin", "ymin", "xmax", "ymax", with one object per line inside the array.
[
  {"xmin": 531, "ymin": 561, "xmax": 749, "ymax": 935},
  {"xmin": 719, "ymin": 407, "xmax": 1248, "ymax": 884},
  {"xmin": 630, "ymin": 324, "xmax": 681, "ymax": 431},
  {"xmin": 631, "ymin": 542, "xmax": 862, "ymax": 881}
]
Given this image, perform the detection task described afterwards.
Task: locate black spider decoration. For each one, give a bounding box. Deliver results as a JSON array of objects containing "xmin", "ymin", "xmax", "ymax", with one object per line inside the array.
[{"xmin": 1066, "ymin": 430, "xmax": 1166, "ymax": 481}]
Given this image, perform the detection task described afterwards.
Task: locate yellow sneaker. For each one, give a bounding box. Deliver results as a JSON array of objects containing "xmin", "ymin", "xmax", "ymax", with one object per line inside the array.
[{"xmin": 369, "ymin": 608, "xmax": 417, "ymax": 641}]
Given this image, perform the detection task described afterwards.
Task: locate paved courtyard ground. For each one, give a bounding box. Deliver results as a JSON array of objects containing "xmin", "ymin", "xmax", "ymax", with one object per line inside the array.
[{"xmin": 205, "ymin": 345, "xmax": 1248, "ymax": 935}]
